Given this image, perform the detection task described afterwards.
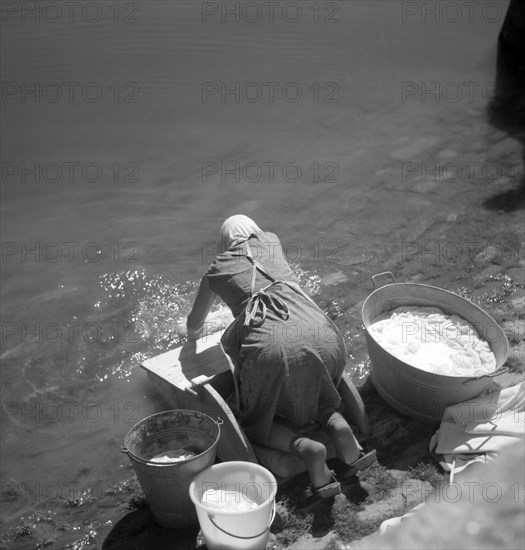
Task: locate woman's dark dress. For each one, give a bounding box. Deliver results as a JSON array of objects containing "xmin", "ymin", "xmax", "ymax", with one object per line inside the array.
[{"xmin": 205, "ymin": 231, "xmax": 346, "ymax": 445}]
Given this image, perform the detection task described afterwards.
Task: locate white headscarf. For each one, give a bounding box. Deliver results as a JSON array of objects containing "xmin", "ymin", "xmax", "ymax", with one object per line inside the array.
[{"xmin": 217, "ymin": 215, "xmax": 262, "ymax": 253}]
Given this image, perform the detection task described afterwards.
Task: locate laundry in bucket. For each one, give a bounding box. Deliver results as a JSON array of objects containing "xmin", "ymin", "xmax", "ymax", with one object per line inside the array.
[
  {"xmin": 150, "ymin": 449, "xmax": 197, "ymax": 463},
  {"xmin": 201, "ymin": 489, "xmax": 259, "ymax": 512},
  {"xmin": 369, "ymin": 306, "xmax": 495, "ymax": 376}
]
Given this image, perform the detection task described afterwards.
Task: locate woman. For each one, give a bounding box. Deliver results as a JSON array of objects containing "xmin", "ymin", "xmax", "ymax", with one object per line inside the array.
[{"xmin": 187, "ymin": 215, "xmax": 374, "ymax": 497}]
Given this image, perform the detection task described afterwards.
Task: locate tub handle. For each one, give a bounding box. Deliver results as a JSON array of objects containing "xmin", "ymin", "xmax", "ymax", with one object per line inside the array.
[
  {"xmin": 462, "ymin": 366, "xmax": 509, "ymax": 384},
  {"xmin": 207, "ymin": 501, "xmax": 276, "ymax": 540},
  {"xmin": 121, "ymin": 446, "xmax": 130, "ymax": 455},
  {"xmin": 372, "ymin": 271, "xmax": 396, "ymax": 289}
]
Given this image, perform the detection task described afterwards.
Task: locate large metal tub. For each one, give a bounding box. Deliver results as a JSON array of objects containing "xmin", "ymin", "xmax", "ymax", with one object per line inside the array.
[{"xmin": 362, "ymin": 272, "xmax": 509, "ymax": 423}]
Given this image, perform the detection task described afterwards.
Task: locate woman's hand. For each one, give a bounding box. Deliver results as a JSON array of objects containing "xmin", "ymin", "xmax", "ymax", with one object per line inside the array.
[
  {"xmin": 186, "ymin": 276, "xmax": 216, "ymax": 340},
  {"xmin": 186, "ymin": 322, "xmax": 204, "ymax": 341}
]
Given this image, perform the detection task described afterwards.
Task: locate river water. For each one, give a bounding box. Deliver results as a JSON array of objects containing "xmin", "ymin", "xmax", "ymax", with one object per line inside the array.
[{"xmin": 1, "ymin": 1, "xmax": 522, "ymax": 548}]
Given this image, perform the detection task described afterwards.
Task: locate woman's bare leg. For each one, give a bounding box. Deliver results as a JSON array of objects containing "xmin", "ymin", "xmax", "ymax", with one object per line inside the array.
[
  {"xmin": 267, "ymin": 422, "xmax": 333, "ymax": 489},
  {"xmin": 323, "ymin": 410, "xmax": 362, "ymax": 465}
]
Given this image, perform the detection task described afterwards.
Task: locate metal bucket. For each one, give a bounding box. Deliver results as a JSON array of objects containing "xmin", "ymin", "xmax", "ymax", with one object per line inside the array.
[
  {"xmin": 122, "ymin": 409, "xmax": 221, "ymax": 528},
  {"xmin": 362, "ymin": 272, "xmax": 509, "ymax": 423}
]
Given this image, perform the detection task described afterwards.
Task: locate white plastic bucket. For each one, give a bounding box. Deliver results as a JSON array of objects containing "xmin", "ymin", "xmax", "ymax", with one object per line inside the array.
[{"xmin": 189, "ymin": 461, "xmax": 277, "ymax": 550}]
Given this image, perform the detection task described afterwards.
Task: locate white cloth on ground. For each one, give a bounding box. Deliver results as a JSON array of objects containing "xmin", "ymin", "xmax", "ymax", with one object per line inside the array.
[
  {"xmin": 430, "ymin": 382, "xmax": 524, "ymax": 476},
  {"xmin": 379, "ymin": 503, "xmax": 426, "ymax": 535}
]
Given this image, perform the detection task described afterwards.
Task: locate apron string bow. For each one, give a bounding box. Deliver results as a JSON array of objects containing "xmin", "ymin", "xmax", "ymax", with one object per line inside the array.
[{"xmin": 244, "ymin": 284, "xmax": 290, "ymax": 327}]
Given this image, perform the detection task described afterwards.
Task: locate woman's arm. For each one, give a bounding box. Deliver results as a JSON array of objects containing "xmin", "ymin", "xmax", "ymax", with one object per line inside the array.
[{"xmin": 186, "ymin": 275, "xmax": 216, "ymax": 340}]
